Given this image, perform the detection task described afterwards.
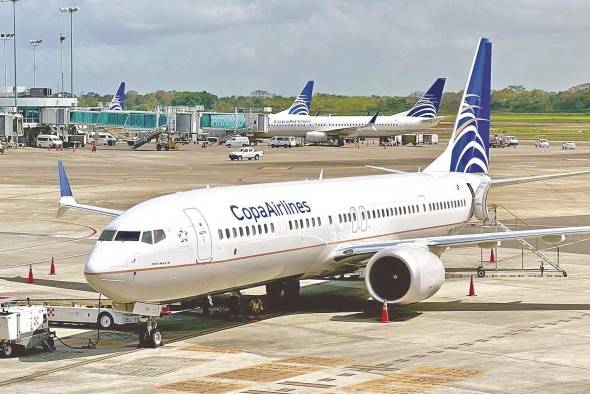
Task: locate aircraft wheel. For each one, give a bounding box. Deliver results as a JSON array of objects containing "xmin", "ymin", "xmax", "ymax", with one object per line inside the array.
[
  {"xmin": 284, "ymin": 279, "xmax": 300, "ymax": 300},
  {"xmin": 266, "ymin": 281, "xmax": 283, "ymax": 302}
]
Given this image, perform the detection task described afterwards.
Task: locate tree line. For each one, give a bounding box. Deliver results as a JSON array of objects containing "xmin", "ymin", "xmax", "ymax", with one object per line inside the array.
[{"xmin": 78, "ymin": 83, "xmax": 590, "ymax": 115}]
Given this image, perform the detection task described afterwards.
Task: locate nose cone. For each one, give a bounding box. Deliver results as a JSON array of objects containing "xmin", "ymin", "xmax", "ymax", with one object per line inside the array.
[{"xmin": 84, "ymin": 243, "xmax": 132, "ymax": 302}]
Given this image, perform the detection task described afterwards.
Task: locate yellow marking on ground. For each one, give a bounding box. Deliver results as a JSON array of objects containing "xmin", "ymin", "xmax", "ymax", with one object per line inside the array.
[
  {"xmin": 181, "ymin": 344, "xmax": 242, "ymax": 353},
  {"xmin": 210, "ymin": 362, "xmax": 320, "ymax": 383},
  {"xmin": 345, "ymin": 365, "xmax": 483, "ymax": 393},
  {"xmin": 280, "ymin": 355, "xmax": 350, "ymax": 367},
  {"xmin": 158, "ymin": 379, "xmax": 246, "ymax": 393}
]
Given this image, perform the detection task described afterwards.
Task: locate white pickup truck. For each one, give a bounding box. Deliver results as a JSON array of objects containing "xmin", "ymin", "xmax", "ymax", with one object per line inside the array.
[{"xmin": 229, "ymin": 147, "xmax": 263, "ymax": 161}]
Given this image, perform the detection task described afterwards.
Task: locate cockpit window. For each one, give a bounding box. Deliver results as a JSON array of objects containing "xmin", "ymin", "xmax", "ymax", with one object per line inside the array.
[
  {"xmin": 115, "ymin": 231, "xmax": 141, "ymax": 241},
  {"xmin": 153, "ymin": 229, "xmax": 166, "ymax": 244},
  {"xmin": 99, "ymin": 230, "xmax": 116, "ymax": 241},
  {"xmin": 141, "ymin": 231, "xmax": 153, "ymax": 244}
]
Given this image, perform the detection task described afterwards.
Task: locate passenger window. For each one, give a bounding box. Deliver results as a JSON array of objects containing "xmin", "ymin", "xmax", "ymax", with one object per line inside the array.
[
  {"xmin": 353, "ymin": 212, "xmax": 357, "ymax": 221},
  {"xmin": 115, "ymin": 231, "xmax": 141, "ymax": 242},
  {"xmin": 311, "ymin": 217, "xmax": 316, "ymax": 227},
  {"xmin": 264, "ymin": 223, "xmax": 268, "ymax": 233},
  {"xmin": 289, "ymin": 221, "xmax": 293, "ymax": 230},
  {"xmin": 338, "ymin": 214, "xmax": 342, "ymax": 223},
  {"xmin": 299, "ymin": 219, "xmax": 304, "ymax": 228},
  {"xmin": 154, "ymin": 229, "xmax": 166, "ymax": 243},
  {"xmin": 245, "ymin": 226, "xmax": 250, "ymax": 236},
  {"xmin": 99, "ymin": 230, "xmax": 116, "ymax": 241},
  {"xmin": 141, "ymin": 231, "xmax": 153, "ymax": 244},
  {"xmin": 271, "ymin": 223, "xmax": 275, "ymax": 232},
  {"xmin": 306, "ymin": 218, "xmax": 310, "ymax": 227},
  {"xmin": 232, "ymin": 228, "xmax": 237, "ymax": 237},
  {"xmin": 258, "ymin": 224, "xmax": 262, "ymax": 234},
  {"xmin": 361, "ymin": 211, "xmax": 365, "ymax": 220},
  {"xmin": 329, "ymin": 216, "xmax": 332, "ymax": 225},
  {"xmin": 226, "ymin": 229, "xmax": 230, "ymax": 238},
  {"xmin": 318, "ymin": 217, "xmax": 322, "ymax": 226},
  {"xmin": 218, "ymin": 229, "xmax": 223, "ymax": 240},
  {"xmin": 251, "ymin": 225, "xmax": 256, "ymax": 235},
  {"xmin": 239, "ymin": 227, "xmax": 244, "ymax": 237},
  {"xmin": 295, "ymin": 220, "xmax": 299, "ymax": 229}
]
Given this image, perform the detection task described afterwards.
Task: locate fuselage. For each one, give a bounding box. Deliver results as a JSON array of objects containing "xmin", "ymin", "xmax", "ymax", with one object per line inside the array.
[
  {"xmin": 84, "ymin": 172, "xmax": 486, "ymax": 303},
  {"xmin": 265, "ymin": 113, "xmax": 439, "ymax": 138}
]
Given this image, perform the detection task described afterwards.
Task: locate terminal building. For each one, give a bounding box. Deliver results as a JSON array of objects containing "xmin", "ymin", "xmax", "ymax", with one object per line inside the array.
[{"xmin": 0, "ymin": 86, "xmax": 268, "ymax": 147}]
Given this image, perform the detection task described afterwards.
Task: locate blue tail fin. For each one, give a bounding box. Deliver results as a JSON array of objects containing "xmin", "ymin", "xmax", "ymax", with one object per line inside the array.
[
  {"xmin": 108, "ymin": 82, "xmax": 125, "ymax": 111},
  {"xmin": 406, "ymin": 77, "xmax": 446, "ymax": 118},
  {"xmin": 425, "ymin": 38, "xmax": 491, "ymax": 174},
  {"xmin": 287, "ymin": 80, "xmax": 314, "ymax": 115}
]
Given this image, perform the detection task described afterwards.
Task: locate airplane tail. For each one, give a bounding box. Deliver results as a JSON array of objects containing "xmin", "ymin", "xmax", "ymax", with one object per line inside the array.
[
  {"xmin": 284, "ymin": 80, "xmax": 314, "ymax": 115},
  {"xmin": 108, "ymin": 82, "xmax": 126, "ymax": 111},
  {"xmin": 425, "ymin": 38, "xmax": 491, "ymax": 174},
  {"xmin": 406, "ymin": 78, "xmax": 446, "ymax": 119}
]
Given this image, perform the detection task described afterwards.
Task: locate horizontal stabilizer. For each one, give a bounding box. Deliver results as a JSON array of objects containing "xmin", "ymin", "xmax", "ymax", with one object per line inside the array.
[{"xmin": 492, "ymin": 170, "xmax": 590, "ymax": 186}]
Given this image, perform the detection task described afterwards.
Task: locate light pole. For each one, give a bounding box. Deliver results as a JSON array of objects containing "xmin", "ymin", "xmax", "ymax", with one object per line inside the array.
[
  {"xmin": 60, "ymin": 6, "xmax": 78, "ymax": 97},
  {"xmin": 2, "ymin": 0, "xmax": 20, "ymax": 146},
  {"xmin": 29, "ymin": 39, "xmax": 42, "ymax": 88},
  {"xmin": 59, "ymin": 34, "xmax": 65, "ymax": 96},
  {"xmin": 0, "ymin": 33, "xmax": 14, "ymax": 98}
]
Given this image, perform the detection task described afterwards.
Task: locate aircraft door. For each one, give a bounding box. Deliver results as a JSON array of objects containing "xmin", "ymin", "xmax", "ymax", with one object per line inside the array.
[
  {"xmin": 350, "ymin": 207, "xmax": 359, "ymax": 233},
  {"xmin": 184, "ymin": 208, "xmax": 212, "ymax": 263},
  {"xmin": 359, "ymin": 206, "xmax": 368, "ymax": 231}
]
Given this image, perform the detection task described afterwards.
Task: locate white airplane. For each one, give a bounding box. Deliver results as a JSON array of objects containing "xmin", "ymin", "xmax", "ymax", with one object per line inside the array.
[
  {"xmin": 107, "ymin": 82, "xmax": 126, "ymax": 111},
  {"xmin": 265, "ymin": 78, "xmax": 446, "ymax": 145},
  {"xmin": 58, "ymin": 38, "xmax": 590, "ymax": 348}
]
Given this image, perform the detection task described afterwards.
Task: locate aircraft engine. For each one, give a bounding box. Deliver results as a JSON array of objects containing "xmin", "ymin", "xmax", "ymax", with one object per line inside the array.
[
  {"xmin": 364, "ymin": 245, "xmax": 445, "ymax": 304},
  {"xmin": 305, "ymin": 131, "xmax": 328, "ymax": 143}
]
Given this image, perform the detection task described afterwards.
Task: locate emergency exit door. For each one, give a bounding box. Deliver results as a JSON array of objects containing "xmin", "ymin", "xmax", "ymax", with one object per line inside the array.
[{"xmin": 184, "ymin": 208, "xmax": 212, "ymax": 263}]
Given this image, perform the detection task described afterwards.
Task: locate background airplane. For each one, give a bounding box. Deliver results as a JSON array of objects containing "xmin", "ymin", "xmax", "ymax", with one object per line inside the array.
[{"xmin": 265, "ymin": 78, "xmax": 446, "ymax": 145}]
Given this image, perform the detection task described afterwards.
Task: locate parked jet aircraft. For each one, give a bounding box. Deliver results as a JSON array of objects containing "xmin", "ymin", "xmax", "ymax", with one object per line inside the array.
[
  {"xmin": 265, "ymin": 78, "xmax": 446, "ymax": 144},
  {"xmin": 58, "ymin": 38, "xmax": 590, "ymax": 347},
  {"xmin": 108, "ymin": 82, "xmax": 126, "ymax": 111}
]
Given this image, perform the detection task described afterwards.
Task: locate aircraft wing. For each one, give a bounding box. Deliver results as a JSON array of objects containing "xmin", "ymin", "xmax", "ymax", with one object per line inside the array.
[
  {"xmin": 57, "ymin": 161, "xmax": 123, "ymax": 217},
  {"xmin": 333, "ymin": 225, "xmax": 590, "ymax": 262},
  {"xmin": 318, "ymin": 113, "xmax": 379, "ymax": 137}
]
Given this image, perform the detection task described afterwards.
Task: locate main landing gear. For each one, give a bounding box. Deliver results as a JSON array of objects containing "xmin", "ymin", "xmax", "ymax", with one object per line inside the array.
[
  {"xmin": 138, "ymin": 318, "xmax": 162, "ymax": 348},
  {"xmin": 266, "ymin": 278, "xmax": 301, "ymax": 306}
]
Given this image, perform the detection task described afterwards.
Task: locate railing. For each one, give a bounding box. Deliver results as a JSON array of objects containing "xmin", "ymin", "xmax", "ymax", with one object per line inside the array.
[{"xmin": 481, "ymin": 204, "xmax": 567, "ymax": 276}]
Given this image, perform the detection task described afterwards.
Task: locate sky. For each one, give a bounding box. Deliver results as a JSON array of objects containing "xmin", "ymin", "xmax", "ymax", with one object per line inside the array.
[{"xmin": 0, "ymin": 0, "xmax": 588, "ymax": 97}]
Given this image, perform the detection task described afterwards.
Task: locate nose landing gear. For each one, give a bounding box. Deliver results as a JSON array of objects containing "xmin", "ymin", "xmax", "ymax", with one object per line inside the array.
[{"xmin": 138, "ymin": 319, "xmax": 162, "ymax": 348}]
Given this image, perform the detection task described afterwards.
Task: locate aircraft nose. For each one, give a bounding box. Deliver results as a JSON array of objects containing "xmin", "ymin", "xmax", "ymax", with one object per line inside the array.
[{"xmin": 84, "ymin": 245, "xmax": 132, "ymax": 301}]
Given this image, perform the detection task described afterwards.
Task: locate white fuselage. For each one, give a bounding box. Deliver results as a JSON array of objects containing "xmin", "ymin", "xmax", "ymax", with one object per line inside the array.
[
  {"xmin": 85, "ymin": 172, "xmax": 485, "ymax": 304},
  {"xmin": 265, "ymin": 113, "xmax": 438, "ymax": 139}
]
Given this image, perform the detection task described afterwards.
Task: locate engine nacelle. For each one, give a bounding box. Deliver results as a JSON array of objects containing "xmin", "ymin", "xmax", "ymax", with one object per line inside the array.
[
  {"xmin": 364, "ymin": 245, "xmax": 445, "ymax": 304},
  {"xmin": 305, "ymin": 131, "xmax": 328, "ymax": 143}
]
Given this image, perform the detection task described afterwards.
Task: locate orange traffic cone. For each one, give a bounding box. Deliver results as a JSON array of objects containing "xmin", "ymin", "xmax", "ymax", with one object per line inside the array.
[
  {"xmin": 49, "ymin": 257, "xmax": 56, "ymax": 275},
  {"xmin": 380, "ymin": 300, "xmax": 390, "ymax": 323},
  {"xmin": 489, "ymin": 248, "xmax": 496, "ymax": 263},
  {"xmin": 468, "ymin": 275, "xmax": 476, "ymax": 296},
  {"xmin": 27, "ymin": 265, "xmax": 34, "ymax": 284}
]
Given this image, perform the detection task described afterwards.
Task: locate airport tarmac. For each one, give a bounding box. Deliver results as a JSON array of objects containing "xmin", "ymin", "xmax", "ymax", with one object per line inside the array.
[{"xmin": 1, "ymin": 141, "xmax": 590, "ymax": 393}]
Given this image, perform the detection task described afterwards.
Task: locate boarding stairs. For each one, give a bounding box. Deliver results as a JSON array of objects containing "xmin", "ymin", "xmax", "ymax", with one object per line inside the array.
[
  {"xmin": 131, "ymin": 129, "xmax": 163, "ymax": 150},
  {"xmin": 481, "ymin": 204, "xmax": 567, "ymax": 276}
]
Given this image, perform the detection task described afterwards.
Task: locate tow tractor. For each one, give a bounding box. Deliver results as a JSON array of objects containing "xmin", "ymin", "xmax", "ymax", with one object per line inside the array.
[{"xmin": 0, "ymin": 305, "xmax": 55, "ymax": 357}]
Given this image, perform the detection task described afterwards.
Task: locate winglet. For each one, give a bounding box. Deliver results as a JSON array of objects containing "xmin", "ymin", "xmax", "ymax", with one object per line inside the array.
[
  {"xmin": 58, "ymin": 161, "xmax": 73, "ymax": 197},
  {"xmin": 368, "ymin": 112, "xmax": 378, "ymax": 125}
]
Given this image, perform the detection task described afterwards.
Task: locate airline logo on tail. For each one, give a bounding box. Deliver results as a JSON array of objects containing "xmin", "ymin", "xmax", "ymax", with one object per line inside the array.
[
  {"xmin": 425, "ymin": 38, "xmax": 491, "ymax": 174},
  {"xmin": 108, "ymin": 82, "xmax": 126, "ymax": 111},
  {"xmin": 407, "ymin": 78, "xmax": 446, "ymax": 119},
  {"xmin": 450, "ymin": 39, "xmax": 491, "ymax": 173},
  {"xmin": 287, "ymin": 80, "xmax": 314, "ymax": 115}
]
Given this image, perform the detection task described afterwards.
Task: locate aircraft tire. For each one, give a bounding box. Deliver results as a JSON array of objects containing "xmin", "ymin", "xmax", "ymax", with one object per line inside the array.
[
  {"xmin": 148, "ymin": 328, "xmax": 163, "ymax": 348},
  {"xmin": 283, "ymin": 279, "xmax": 300, "ymax": 300}
]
